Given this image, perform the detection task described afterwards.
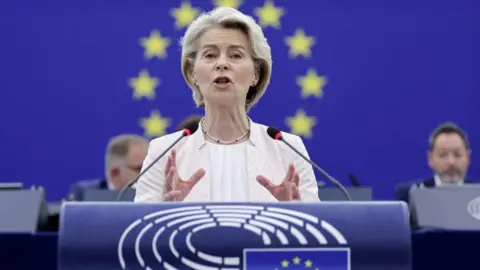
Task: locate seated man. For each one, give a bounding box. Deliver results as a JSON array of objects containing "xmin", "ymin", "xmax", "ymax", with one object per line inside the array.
[
  {"xmin": 68, "ymin": 134, "xmax": 148, "ymax": 201},
  {"xmin": 67, "ymin": 116, "xmax": 203, "ymax": 201},
  {"xmin": 395, "ymin": 122, "xmax": 473, "ymax": 205}
]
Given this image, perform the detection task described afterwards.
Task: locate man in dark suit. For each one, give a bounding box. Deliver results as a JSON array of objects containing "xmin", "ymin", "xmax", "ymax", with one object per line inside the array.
[
  {"xmin": 68, "ymin": 134, "xmax": 149, "ymax": 201},
  {"xmin": 395, "ymin": 122, "xmax": 472, "ymax": 206}
]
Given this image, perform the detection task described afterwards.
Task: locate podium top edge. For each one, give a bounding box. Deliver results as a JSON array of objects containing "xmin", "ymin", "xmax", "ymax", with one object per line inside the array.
[{"xmin": 61, "ymin": 201, "xmax": 406, "ymax": 206}]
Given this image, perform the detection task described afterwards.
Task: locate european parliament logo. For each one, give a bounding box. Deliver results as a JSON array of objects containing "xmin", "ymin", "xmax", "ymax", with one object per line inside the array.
[{"xmin": 117, "ymin": 204, "xmax": 350, "ymax": 269}]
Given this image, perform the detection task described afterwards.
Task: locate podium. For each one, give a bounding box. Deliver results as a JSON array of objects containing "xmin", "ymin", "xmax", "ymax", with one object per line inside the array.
[{"xmin": 58, "ymin": 202, "xmax": 411, "ymax": 270}]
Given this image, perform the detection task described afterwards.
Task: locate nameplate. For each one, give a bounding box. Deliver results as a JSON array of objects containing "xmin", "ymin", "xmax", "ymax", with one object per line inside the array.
[{"xmin": 58, "ymin": 202, "xmax": 411, "ymax": 270}]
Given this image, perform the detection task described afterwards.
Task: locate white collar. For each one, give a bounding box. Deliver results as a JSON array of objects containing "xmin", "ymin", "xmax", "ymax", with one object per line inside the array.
[
  {"xmin": 434, "ymin": 174, "xmax": 463, "ymax": 186},
  {"xmin": 107, "ymin": 180, "xmax": 114, "ymax": 190}
]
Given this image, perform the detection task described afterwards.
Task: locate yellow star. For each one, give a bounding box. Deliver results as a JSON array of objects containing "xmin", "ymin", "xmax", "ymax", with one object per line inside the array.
[
  {"xmin": 213, "ymin": 0, "xmax": 242, "ymax": 9},
  {"xmin": 171, "ymin": 1, "xmax": 200, "ymax": 29},
  {"xmin": 286, "ymin": 109, "xmax": 317, "ymax": 138},
  {"xmin": 293, "ymin": 256, "xmax": 301, "ymax": 264},
  {"xmin": 305, "ymin": 259, "xmax": 313, "ymax": 268},
  {"xmin": 140, "ymin": 111, "xmax": 171, "ymax": 137},
  {"xmin": 140, "ymin": 30, "xmax": 171, "ymax": 60},
  {"xmin": 297, "ymin": 68, "xmax": 327, "ymax": 98},
  {"xmin": 129, "ymin": 69, "xmax": 159, "ymax": 100},
  {"xmin": 285, "ymin": 29, "xmax": 316, "ymax": 58},
  {"xmin": 281, "ymin": 259, "xmax": 289, "ymax": 267},
  {"xmin": 253, "ymin": 0, "xmax": 285, "ymax": 29}
]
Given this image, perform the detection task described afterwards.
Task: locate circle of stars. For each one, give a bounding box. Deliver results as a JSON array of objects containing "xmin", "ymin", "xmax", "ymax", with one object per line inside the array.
[
  {"xmin": 129, "ymin": 26, "xmax": 176, "ymax": 137},
  {"xmin": 127, "ymin": 1, "xmax": 329, "ymax": 139},
  {"xmin": 280, "ymin": 4, "xmax": 328, "ymax": 139},
  {"xmin": 129, "ymin": 26, "xmax": 173, "ymax": 137}
]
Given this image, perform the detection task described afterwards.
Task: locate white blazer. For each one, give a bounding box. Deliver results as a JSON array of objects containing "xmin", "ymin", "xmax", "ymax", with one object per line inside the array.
[{"xmin": 134, "ymin": 120, "xmax": 320, "ymax": 202}]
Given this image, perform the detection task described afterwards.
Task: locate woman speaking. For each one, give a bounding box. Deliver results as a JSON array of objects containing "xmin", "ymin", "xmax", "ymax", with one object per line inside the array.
[{"xmin": 134, "ymin": 7, "xmax": 320, "ymax": 203}]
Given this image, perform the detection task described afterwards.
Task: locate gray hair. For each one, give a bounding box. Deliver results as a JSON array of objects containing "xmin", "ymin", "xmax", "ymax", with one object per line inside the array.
[
  {"xmin": 104, "ymin": 134, "xmax": 149, "ymax": 177},
  {"xmin": 180, "ymin": 7, "xmax": 272, "ymax": 111},
  {"xmin": 428, "ymin": 121, "xmax": 470, "ymax": 150}
]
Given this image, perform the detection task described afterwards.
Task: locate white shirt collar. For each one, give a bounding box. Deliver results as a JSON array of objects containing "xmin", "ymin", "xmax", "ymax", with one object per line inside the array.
[
  {"xmin": 434, "ymin": 174, "xmax": 463, "ymax": 186},
  {"xmin": 107, "ymin": 179, "xmax": 114, "ymax": 190}
]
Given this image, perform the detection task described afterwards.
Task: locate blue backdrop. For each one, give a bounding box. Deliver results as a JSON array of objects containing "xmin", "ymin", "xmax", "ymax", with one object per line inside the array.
[{"xmin": 1, "ymin": 0, "xmax": 478, "ymax": 201}]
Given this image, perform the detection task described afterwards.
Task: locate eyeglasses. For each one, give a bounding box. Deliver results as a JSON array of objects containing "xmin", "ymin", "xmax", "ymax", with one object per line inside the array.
[{"xmin": 125, "ymin": 164, "xmax": 142, "ymax": 172}]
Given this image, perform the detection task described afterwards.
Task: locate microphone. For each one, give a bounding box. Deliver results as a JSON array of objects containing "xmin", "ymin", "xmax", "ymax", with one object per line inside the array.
[
  {"xmin": 267, "ymin": 126, "xmax": 352, "ymax": 201},
  {"xmin": 117, "ymin": 122, "xmax": 199, "ymax": 201},
  {"xmin": 348, "ymin": 173, "xmax": 362, "ymax": 187}
]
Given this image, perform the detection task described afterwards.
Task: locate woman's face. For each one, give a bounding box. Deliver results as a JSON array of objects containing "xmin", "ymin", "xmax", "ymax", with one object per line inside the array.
[{"xmin": 191, "ymin": 26, "xmax": 258, "ymax": 108}]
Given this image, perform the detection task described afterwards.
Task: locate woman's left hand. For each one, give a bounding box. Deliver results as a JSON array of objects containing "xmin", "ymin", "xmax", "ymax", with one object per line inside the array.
[{"xmin": 257, "ymin": 164, "xmax": 300, "ymax": 201}]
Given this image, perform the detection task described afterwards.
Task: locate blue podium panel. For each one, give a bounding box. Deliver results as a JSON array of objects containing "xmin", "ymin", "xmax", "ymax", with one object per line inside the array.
[{"xmin": 58, "ymin": 202, "xmax": 411, "ymax": 270}]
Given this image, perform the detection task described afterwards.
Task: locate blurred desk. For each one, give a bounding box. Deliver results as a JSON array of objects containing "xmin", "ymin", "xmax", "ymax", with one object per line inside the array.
[
  {"xmin": 1, "ymin": 229, "xmax": 479, "ymax": 269},
  {"xmin": 0, "ymin": 232, "xmax": 57, "ymax": 269},
  {"xmin": 412, "ymin": 229, "xmax": 480, "ymax": 269}
]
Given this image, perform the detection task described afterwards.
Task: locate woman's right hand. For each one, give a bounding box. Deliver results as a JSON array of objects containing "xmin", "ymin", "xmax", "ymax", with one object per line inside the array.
[{"xmin": 162, "ymin": 149, "xmax": 206, "ymax": 201}]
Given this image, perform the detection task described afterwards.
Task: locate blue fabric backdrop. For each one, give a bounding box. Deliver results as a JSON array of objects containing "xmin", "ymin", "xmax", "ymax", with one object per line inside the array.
[{"xmin": 0, "ymin": 0, "xmax": 478, "ymax": 201}]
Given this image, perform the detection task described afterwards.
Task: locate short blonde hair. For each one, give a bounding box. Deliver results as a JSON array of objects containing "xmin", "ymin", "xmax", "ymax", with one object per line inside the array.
[{"xmin": 180, "ymin": 7, "xmax": 272, "ymax": 111}]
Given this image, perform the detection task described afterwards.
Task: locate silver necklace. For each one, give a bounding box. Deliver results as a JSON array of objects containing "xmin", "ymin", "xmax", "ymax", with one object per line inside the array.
[{"xmin": 201, "ymin": 119, "xmax": 250, "ymax": 145}]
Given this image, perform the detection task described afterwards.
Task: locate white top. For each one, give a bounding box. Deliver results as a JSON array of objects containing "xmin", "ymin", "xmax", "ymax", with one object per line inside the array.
[
  {"xmin": 207, "ymin": 141, "xmax": 250, "ymax": 202},
  {"xmin": 133, "ymin": 120, "xmax": 320, "ymax": 202}
]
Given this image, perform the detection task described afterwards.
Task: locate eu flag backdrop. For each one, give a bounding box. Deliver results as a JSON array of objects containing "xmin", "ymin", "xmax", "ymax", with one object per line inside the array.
[{"xmin": 0, "ymin": 0, "xmax": 479, "ymax": 201}]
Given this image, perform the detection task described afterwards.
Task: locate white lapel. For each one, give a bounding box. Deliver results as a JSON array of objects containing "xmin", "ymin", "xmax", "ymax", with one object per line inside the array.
[
  {"xmin": 245, "ymin": 141, "xmax": 264, "ymax": 201},
  {"xmin": 180, "ymin": 120, "xmax": 280, "ymax": 202},
  {"xmin": 181, "ymin": 127, "xmax": 211, "ymax": 202},
  {"xmin": 246, "ymin": 122, "xmax": 279, "ymax": 202}
]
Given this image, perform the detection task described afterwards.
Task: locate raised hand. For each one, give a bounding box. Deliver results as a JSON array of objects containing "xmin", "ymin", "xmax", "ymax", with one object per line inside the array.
[
  {"xmin": 162, "ymin": 149, "xmax": 206, "ymax": 201},
  {"xmin": 256, "ymin": 164, "xmax": 300, "ymax": 201}
]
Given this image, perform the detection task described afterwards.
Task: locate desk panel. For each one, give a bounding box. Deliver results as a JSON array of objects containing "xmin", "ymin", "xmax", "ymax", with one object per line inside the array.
[
  {"xmin": 0, "ymin": 233, "xmax": 58, "ymax": 269},
  {"xmin": 412, "ymin": 229, "xmax": 480, "ymax": 269},
  {"xmin": 1, "ymin": 230, "xmax": 479, "ymax": 270}
]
